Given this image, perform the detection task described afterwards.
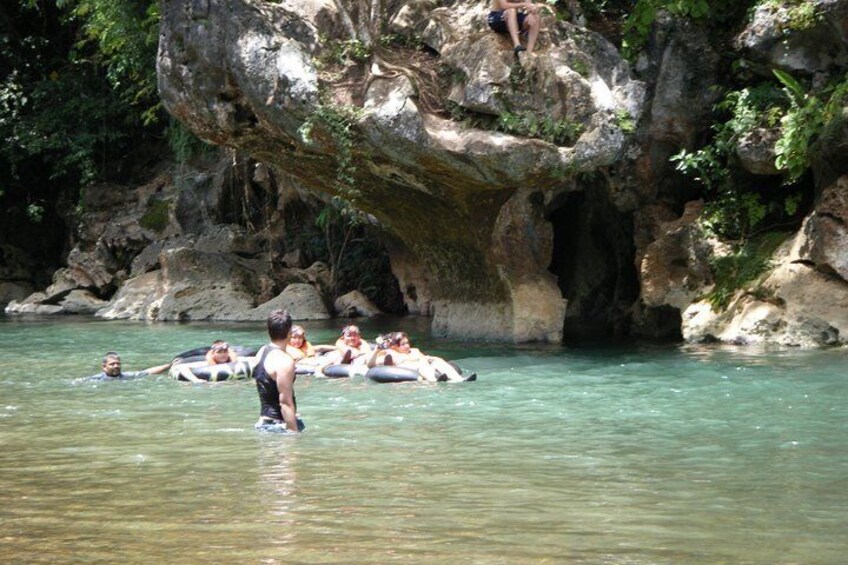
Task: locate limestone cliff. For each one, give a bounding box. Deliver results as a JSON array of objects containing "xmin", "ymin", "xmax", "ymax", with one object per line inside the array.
[
  {"xmin": 156, "ymin": 0, "xmax": 647, "ymax": 341},
  {"xmin": 7, "ymin": 0, "xmax": 848, "ymax": 347}
]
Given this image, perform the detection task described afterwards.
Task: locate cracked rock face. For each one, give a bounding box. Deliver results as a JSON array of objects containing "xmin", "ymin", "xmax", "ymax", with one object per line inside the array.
[{"xmin": 158, "ymin": 0, "xmax": 646, "ymax": 341}]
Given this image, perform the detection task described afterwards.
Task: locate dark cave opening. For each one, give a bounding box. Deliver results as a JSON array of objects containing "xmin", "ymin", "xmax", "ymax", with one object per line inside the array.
[{"xmin": 547, "ymin": 186, "xmax": 641, "ymax": 341}]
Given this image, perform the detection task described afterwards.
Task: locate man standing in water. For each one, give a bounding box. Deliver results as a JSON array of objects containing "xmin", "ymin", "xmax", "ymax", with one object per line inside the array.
[
  {"xmin": 254, "ymin": 309, "xmax": 300, "ymax": 433},
  {"xmin": 87, "ymin": 352, "xmax": 173, "ymax": 381}
]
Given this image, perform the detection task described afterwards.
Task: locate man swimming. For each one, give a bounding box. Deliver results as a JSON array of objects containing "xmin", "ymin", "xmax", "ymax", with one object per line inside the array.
[{"xmin": 85, "ymin": 352, "xmax": 173, "ymax": 382}]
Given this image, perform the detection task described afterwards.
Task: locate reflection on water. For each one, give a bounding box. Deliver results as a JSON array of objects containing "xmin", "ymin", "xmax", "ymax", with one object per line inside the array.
[{"xmin": 1, "ymin": 317, "xmax": 847, "ymax": 563}]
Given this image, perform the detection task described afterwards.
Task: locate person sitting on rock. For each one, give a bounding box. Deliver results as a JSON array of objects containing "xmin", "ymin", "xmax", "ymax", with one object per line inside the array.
[
  {"xmin": 204, "ymin": 340, "xmax": 238, "ymax": 365},
  {"xmin": 325, "ymin": 324, "xmax": 372, "ymax": 366},
  {"xmin": 366, "ymin": 332, "xmax": 465, "ymax": 382},
  {"xmin": 487, "ymin": 0, "xmax": 541, "ymax": 55}
]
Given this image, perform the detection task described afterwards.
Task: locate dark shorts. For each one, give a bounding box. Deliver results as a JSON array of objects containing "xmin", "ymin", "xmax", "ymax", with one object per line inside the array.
[{"xmin": 487, "ymin": 10, "xmax": 527, "ymax": 34}]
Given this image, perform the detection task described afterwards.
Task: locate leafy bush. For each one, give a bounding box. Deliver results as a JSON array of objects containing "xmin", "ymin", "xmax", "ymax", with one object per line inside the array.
[
  {"xmin": 671, "ymin": 84, "xmax": 787, "ymax": 239},
  {"xmin": 773, "ymin": 70, "xmax": 848, "ymax": 182},
  {"xmin": 139, "ymin": 199, "xmax": 171, "ymax": 232},
  {"xmin": 298, "ymin": 103, "xmax": 364, "ymax": 201},
  {"xmin": 621, "ymin": 0, "xmax": 743, "ymax": 58},
  {"xmin": 706, "ymin": 231, "xmax": 790, "ymax": 309},
  {"xmin": 497, "ymin": 111, "xmax": 584, "ymax": 146}
]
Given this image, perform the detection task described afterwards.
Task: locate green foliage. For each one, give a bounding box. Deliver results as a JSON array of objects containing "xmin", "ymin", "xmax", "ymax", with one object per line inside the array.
[
  {"xmin": 784, "ymin": 1, "xmax": 819, "ymax": 31},
  {"xmin": 621, "ymin": 0, "xmax": 740, "ymax": 59},
  {"xmin": 773, "ymin": 70, "xmax": 848, "ymax": 183},
  {"xmin": 380, "ymin": 32, "xmax": 421, "ymax": 50},
  {"xmin": 671, "ymin": 83, "xmax": 790, "ymax": 240},
  {"xmin": 299, "ymin": 103, "xmax": 364, "ymax": 201},
  {"xmin": 58, "ymin": 0, "xmax": 161, "ymax": 122},
  {"xmin": 760, "ymin": 0, "xmax": 821, "ymax": 32},
  {"xmin": 0, "ymin": 0, "xmax": 165, "ymax": 251},
  {"xmin": 316, "ymin": 36, "xmax": 372, "ymax": 68},
  {"xmin": 139, "ymin": 199, "xmax": 171, "ymax": 232},
  {"xmin": 706, "ymin": 231, "xmax": 790, "ymax": 309},
  {"xmin": 497, "ymin": 111, "xmax": 584, "ymax": 146},
  {"xmin": 578, "ymin": 0, "xmax": 611, "ymax": 18},
  {"xmin": 0, "ymin": 2, "xmax": 156, "ymax": 191},
  {"xmin": 570, "ymin": 58, "xmax": 591, "ymax": 78},
  {"xmin": 166, "ymin": 120, "xmax": 215, "ymax": 164},
  {"xmin": 614, "ymin": 109, "xmax": 636, "ymax": 133},
  {"xmin": 27, "ymin": 203, "xmax": 45, "ymax": 223}
]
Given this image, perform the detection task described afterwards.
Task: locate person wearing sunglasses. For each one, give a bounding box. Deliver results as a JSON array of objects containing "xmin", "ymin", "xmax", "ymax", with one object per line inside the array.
[{"xmin": 204, "ymin": 340, "xmax": 239, "ymax": 365}]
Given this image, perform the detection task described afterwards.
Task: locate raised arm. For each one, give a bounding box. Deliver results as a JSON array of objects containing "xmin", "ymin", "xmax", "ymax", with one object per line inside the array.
[{"xmin": 144, "ymin": 360, "xmax": 175, "ymax": 375}]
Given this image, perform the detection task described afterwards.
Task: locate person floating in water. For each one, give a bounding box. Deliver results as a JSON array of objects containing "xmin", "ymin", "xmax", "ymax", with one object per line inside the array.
[
  {"xmin": 285, "ymin": 324, "xmax": 336, "ymax": 373},
  {"xmin": 323, "ymin": 324, "xmax": 372, "ymax": 366},
  {"xmin": 170, "ymin": 339, "xmax": 243, "ymax": 384},
  {"xmin": 254, "ymin": 309, "xmax": 301, "ymax": 433},
  {"xmin": 487, "ymin": 0, "xmax": 542, "ymax": 55},
  {"xmin": 84, "ymin": 352, "xmax": 173, "ymax": 382},
  {"xmin": 367, "ymin": 332, "xmax": 466, "ymax": 382},
  {"xmin": 204, "ymin": 340, "xmax": 239, "ymax": 365}
]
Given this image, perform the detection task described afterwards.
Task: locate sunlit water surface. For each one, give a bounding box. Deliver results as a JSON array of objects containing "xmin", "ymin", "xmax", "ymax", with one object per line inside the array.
[{"xmin": 1, "ymin": 316, "xmax": 846, "ymax": 563}]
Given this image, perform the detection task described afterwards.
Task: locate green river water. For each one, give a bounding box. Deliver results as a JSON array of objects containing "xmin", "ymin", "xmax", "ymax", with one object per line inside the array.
[{"xmin": 1, "ymin": 316, "xmax": 846, "ymax": 563}]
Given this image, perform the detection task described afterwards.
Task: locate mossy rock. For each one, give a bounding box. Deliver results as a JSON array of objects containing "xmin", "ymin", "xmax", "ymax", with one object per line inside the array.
[{"xmin": 140, "ymin": 199, "xmax": 171, "ymax": 233}]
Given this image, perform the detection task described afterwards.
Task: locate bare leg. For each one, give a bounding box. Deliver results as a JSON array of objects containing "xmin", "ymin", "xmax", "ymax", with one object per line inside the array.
[
  {"xmin": 416, "ymin": 361, "xmax": 438, "ymax": 382},
  {"xmin": 525, "ymin": 12, "xmax": 540, "ymax": 54},
  {"xmin": 429, "ymin": 357, "xmax": 464, "ymax": 382},
  {"xmin": 504, "ymin": 8, "xmax": 522, "ymax": 49}
]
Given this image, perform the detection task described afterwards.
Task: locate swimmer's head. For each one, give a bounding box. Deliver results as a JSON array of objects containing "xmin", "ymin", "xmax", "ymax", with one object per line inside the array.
[{"xmin": 102, "ymin": 352, "xmax": 122, "ymax": 376}]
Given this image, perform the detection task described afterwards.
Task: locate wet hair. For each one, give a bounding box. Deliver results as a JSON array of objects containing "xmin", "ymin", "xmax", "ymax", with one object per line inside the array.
[
  {"xmin": 267, "ymin": 309, "xmax": 293, "ymax": 341},
  {"xmin": 386, "ymin": 332, "xmax": 408, "ymax": 347},
  {"xmin": 210, "ymin": 339, "xmax": 229, "ymax": 352},
  {"xmin": 341, "ymin": 325, "xmax": 361, "ymax": 337},
  {"xmin": 102, "ymin": 352, "xmax": 120, "ymax": 364},
  {"xmin": 290, "ymin": 325, "xmax": 305, "ymax": 338}
]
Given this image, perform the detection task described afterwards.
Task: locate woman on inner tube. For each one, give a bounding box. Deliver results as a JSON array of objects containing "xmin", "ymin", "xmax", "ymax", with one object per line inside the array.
[
  {"xmin": 286, "ymin": 325, "xmax": 335, "ymax": 366},
  {"xmin": 366, "ymin": 332, "xmax": 464, "ymax": 382},
  {"xmin": 174, "ymin": 339, "xmax": 241, "ymax": 383}
]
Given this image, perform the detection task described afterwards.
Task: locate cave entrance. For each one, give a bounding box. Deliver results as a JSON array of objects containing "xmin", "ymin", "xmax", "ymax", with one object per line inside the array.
[{"xmin": 547, "ymin": 183, "xmax": 640, "ymax": 342}]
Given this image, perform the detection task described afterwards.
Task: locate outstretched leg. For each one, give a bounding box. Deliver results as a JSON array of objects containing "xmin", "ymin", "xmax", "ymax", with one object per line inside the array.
[
  {"xmin": 416, "ymin": 361, "xmax": 438, "ymax": 382},
  {"xmin": 429, "ymin": 357, "xmax": 464, "ymax": 382}
]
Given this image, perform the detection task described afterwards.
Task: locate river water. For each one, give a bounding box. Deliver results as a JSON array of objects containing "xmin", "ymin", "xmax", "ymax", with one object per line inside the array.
[{"xmin": 1, "ymin": 316, "xmax": 846, "ymax": 563}]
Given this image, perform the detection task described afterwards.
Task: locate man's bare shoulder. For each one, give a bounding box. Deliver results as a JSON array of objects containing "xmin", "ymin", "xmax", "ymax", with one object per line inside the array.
[{"xmin": 264, "ymin": 346, "xmax": 295, "ymax": 371}]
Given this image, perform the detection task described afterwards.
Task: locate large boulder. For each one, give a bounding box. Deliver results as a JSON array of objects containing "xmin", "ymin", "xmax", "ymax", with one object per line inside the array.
[
  {"xmin": 637, "ymin": 200, "xmax": 716, "ymax": 311},
  {"xmin": 334, "ymin": 290, "xmax": 381, "ymax": 318},
  {"xmin": 736, "ymin": 127, "xmax": 782, "ymax": 176},
  {"xmin": 735, "ymin": 0, "xmax": 848, "ymax": 76},
  {"xmin": 98, "ymin": 248, "xmax": 264, "ymax": 321},
  {"xmin": 682, "ymin": 175, "xmax": 848, "ymax": 346},
  {"xmin": 157, "ymin": 0, "xmax": 647, "ymax": 341},
  {"xmin": 792, "ymin": 175, "xmax": 848, "ymax": 280},
  {"xmin": 233, "ymin": 283, "xmax": 331, "ymax": 321}
]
